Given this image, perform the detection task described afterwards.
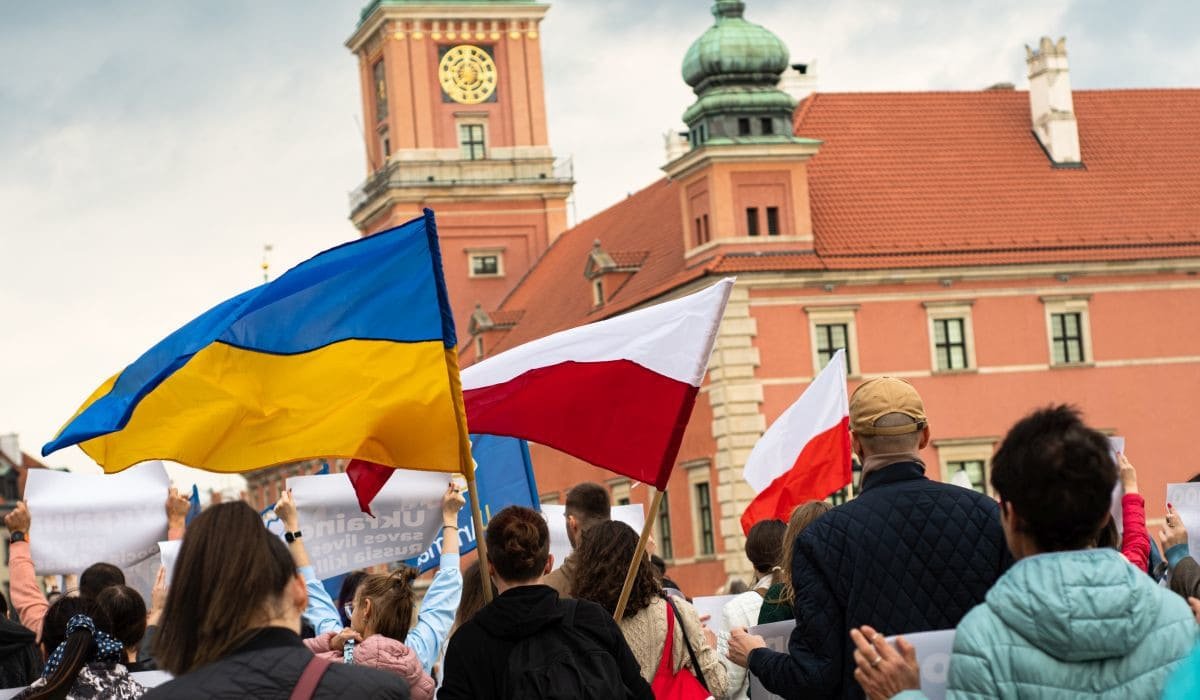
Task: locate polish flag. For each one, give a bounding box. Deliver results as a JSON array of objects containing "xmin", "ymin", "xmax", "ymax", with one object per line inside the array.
[
  {"xmin": 740, "ymin": 349, "xmax": 851, "ymax": 534},
  {"xmin": 461, "ymin": 278, "xmax": 734, "ymax": 490}
]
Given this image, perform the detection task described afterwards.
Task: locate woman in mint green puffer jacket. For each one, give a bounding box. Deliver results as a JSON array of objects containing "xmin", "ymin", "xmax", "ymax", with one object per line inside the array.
[{"xmin": 851, "ymin": 406, "xmax": 1198, "ymax": 700}]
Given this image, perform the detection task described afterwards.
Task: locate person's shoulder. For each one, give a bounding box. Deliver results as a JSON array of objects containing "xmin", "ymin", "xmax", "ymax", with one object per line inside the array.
[
  {"xmin": 569, "ymin": 597, "xmax": 620, "ymax": 628},
  {"xmin": 319, "ymin": 663, "xmax": 409, "ymax": 698}
]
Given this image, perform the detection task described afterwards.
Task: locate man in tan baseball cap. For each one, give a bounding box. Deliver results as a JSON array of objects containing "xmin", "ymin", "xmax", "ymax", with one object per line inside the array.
[{"xmin": 849, "ymin": 377, "xmax": 931, "ymax": 476}]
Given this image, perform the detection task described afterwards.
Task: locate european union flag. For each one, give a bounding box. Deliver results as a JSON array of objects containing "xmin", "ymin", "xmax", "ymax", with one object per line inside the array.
[{"xmin": 44, "ymin": 210, "xmax": 471, "ymax": 477}]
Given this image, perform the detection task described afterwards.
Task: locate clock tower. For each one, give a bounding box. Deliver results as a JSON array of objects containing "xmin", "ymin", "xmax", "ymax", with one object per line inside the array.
[{"xmin": 346, "ymin": 0, "xmax": 573, "ymax": 337}]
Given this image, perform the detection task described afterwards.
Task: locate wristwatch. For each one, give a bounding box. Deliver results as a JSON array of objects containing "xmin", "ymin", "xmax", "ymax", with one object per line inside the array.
[
  {"xmin": 9, "ymin": 531, "xmax": 25, "ymax": 544},
  {"xmin": 284, "ymin": 530, "xmax": 303, "ymax": 543}
]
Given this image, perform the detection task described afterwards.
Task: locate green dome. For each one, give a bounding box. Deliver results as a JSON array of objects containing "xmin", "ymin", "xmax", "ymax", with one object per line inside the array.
[{"xmin": 681, "ymin": 0, "xmax": 789, "ymax": 94}]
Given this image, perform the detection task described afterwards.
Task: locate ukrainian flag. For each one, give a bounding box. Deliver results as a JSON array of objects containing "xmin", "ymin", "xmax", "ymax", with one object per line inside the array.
[{"xmin": 43, "ymin": 210, "xmax": 471, "ymax": 476}]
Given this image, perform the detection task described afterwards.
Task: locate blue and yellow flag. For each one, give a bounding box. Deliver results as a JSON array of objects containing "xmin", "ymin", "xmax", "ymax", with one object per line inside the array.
[{"xmin": 43, "ymin": 210, "xmax": 471, "ymax": 476}]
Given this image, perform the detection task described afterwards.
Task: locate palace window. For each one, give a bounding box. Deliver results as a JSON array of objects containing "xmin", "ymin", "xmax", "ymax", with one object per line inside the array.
[
  {"xmin": 761, "ymin": 117, "xmax": 775, "ymax": 135},
  {"xmin": 766, "ymin": 206, "xmax": 780, "ymax": 236},
  {"xmin": 469, "ymin": 253, "xmax": 501, "ymax": 277},
  {"xmin": 738, "ymin": 118, "xmax": 751, "ymax": 136},
  {"xmin": 694, "ymin": 482, "xmax": 715, "ymax": 555},
  {"xmin": 459, "ymin": 123, "xmax": 486, "ymax": 160},
  {"xmin": 746, "ymin": 207, "xmax": 760, "ymax": 236},
  {"xmin": 925, "ymin": 301, "xmax": 976, "ymax": 372},
  {"xmin": 827, "ymin": 458, "xmax": 863, "ymax": 506},
  {"xmin": 806, "ymin": 306, "xmax": 860, "ymax": 376},
  {"xmin": 656, "ymin": 492, "xmax": 674, "ymax": 561},
  {"xmin": 947, "ymin": 459, "xmax": 988, "ymax": 494},
  {"xmin": 1042, "ymin": 296, "xmax": 1091, "ymax": 365},
  {"xmin": 935, "ymin": 439, "xmax": 998, "ymax": 496},
  {"xmin": 815, "ymin": 324, "xmax": 849, "ymax": 372}
]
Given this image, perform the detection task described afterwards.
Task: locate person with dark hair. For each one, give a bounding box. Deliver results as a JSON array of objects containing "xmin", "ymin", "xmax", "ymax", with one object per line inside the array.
[
  {"xmin": 0, "ymin": 592, "xmax": 40, "ymax": 689},
  {"xmin": 439, "ymin": 505, "xmax": 651, "ymax": 699},
  {"xmin": 77, "ymin": 564, "xmax": 125, "ymax": 601},
  {"xmin": 544, "ymin": 482, "xmax": 610, "ymax": 596},
  {"xmin": 284, "ymin": 484, "xmax": 465, "ymax": 674},
  {"xmin": 142, "ymin": 501, "xmax": 404, "ymax": 699},
  {"xmin": 758, "ymin": 500, "xmax": 832, "ymax": 624},
  {"xmin": 15, "ymin": 595, "xmax": 144, "ymax": 699},
  {"xmin": 854, "ymin": 405, "xmax": 1196, "ymax": 700},
  {"xmin": 649, "ymin": 554, "xmax": 683, "ymax": 595},
  {"xmin": 730, "ymin": 377, "xmax": 1010, "ymax": 700},
  {"xmin": 337, "ymin": 572, "xmax": 368, "ymax": 628},
  {"xmin": 93, "ymin": 585, "xmax": 148, "ymax": 672},
  {"xmin": 574, "ymin": 520, "xmax": 727, "ymax": 696},
  {"xmin": 718, "ymin": 519, "xmax": 785, "ymax": 700}
]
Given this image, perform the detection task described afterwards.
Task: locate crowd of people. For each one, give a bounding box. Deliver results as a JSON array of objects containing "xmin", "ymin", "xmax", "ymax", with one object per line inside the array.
[{"xmin": 1, "ymin": 376, "xmax": 1200, "ymax": 698}]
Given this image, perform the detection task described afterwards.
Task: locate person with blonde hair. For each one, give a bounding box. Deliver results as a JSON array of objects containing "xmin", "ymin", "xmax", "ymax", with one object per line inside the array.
[{"xmin": 758, "ymin": 500, "xmax": 832, "ymax": 625}]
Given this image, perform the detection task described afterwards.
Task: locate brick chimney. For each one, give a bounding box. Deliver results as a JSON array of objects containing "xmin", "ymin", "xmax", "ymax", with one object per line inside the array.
[{"xmin": 1025, "ymin": 36, "xmax": 1081, "ymax": 165}]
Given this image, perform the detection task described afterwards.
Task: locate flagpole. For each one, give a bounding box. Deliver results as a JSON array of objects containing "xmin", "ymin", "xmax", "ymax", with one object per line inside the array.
[
  {"xmin": 465, "ymin": 467, "xmax": 493, "ymax": 604},
  {"xmin": 614, "ymin": 488, "xmax": 664, "ymax": 620}
]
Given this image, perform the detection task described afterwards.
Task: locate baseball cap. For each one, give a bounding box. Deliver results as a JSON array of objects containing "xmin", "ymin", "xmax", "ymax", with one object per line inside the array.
[{"xmin": 849, "ymin": 377, "xmax": 927, "ymax": 436}]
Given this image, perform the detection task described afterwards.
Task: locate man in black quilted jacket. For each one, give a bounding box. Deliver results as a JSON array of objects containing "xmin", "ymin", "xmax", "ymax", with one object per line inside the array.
[{"xmin": 728, "ymin": 377, "xmax": 1011, "ymax": 700}]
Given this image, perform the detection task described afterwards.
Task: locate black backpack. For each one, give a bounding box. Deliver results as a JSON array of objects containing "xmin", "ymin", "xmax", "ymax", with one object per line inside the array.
[{"xmin": 504, "ymin": 599, "xmax": 632, "ymax": 699}]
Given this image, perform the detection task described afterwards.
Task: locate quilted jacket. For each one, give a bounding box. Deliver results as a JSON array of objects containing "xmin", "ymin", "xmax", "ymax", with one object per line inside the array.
[
  {"xmin": 142, "ymin": 627, "xmax": 406, "ymax": 700},
  {"xmin": 747, "ymin": 461, "xmax": 1010, "ymax": 700},
  {"xmin": 898, "ymin": 548, "xmax": 1197, "ymax": 699},
  {"xmin": 304, "ymin": 631, "xmax": 434, "ymax": 700}
]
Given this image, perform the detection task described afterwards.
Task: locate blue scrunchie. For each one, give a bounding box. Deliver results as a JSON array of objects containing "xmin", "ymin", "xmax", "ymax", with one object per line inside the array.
[{"xmin": 41, "ymin": 614, "xmax": 125, "ymax": 678}]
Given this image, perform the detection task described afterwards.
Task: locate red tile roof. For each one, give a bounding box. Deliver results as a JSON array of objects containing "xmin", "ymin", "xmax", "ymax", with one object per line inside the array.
[{"xmin": 469, "ymin": 88, "xmax": 1200, "ymax": 357}]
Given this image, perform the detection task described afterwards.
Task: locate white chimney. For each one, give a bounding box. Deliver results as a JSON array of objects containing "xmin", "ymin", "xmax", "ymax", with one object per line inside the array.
[
  {"xmin": 663, "ymin": 130, "xmax": 690, "ymax": 163},
  {"xmin": 779, "ymin": 61, "xmax": 818, "ymax": 103},
  {"xmin": 0, "ymin": 433, "xmax": 20, "ymax": 467},
  {"xmin": 1025, "ymin": 36, "xmax": 1080, "ymax": 165}
]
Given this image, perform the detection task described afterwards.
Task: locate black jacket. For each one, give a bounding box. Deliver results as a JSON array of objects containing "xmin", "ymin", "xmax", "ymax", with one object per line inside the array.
[
  {"xmin": 0, "ymin": 617, "xmax": 40, "ymax": 689},
  {"xmin": 438, "ymin": 584, "xmax": 652, "ymax": 700},
  {"xmin": 142, "ymin": 627, "xmax": 405, "ymax": 700},
  {"xmin": 748, "ymin": 461, "xmax": 1011, "ymax": 700}
]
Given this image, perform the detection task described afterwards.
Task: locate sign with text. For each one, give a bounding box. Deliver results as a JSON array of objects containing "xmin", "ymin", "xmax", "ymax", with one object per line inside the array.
[
  {"xmin": 287, "ymin": 470, "xmax": 446, "ymax": 579},
  {"xmin": 25, "ymin": 462, "xmax": 169, "ymax": 574},
  {"xmin": 1167, "ymin": 482, "xmax": 1200, "ymax": 558},
  {"xmin": 885, "ymin": 629, "xmax": 956, "ymax": 700},
  {"xmin": 747, "ymin": 619, "xmax": 796, "ymax": 700},
  {"xmin": 541, "ymin": 503, "xmax": 646, "ymax": 571}
]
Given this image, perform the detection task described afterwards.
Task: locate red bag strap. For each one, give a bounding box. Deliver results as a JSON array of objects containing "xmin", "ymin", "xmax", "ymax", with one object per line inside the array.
[
  {"xmin": 651, "ymin": 599, "xmax": 675, "ymax": 682},
  {"xmin": 290, "ymin": 654, "xmax": 332, "ymax": 700}
]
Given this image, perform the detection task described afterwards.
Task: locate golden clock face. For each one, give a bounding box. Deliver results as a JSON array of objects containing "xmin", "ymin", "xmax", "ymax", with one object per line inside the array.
[{"xmin": 438, "ymin": 45, "xmax": 498, "ymax": 105}]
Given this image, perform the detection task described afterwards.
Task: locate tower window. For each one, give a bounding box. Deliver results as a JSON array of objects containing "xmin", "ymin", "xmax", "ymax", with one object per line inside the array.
[
  {"xmin": 469, "ymin": 253, "xmax": 501, "ymax": 277},
  {"xmin": 474, "ymin": 336, "xmax": 485, "ymax": 359},
  {"xmin": 373, "ymin": 59, "xmax": 388, "ymax": 122},
  {"xmin": 694, "ymin": 218, "xmax": 703, "ymax": 246},
  {"xmin": 702, "ymin": 214, "xmax": 710, "ymax": 243},
  {"xmin": 459, "ymin": 123, "xmax": 486, "ymax": 160},
  {"xmin": 738, "ymin": 118, "xmax": 751, "ymax": 136},
  {"xmin": 761, "ymin": 117, "xmax": 774, "ymax": 135},
  {"xmin": 379, "ymin": 129, "xmax": 391, "ymax": 160},
  {"xmin": 766, "ymin": 207, "xmax": 780, "ymax": 236},
  {"xmin": 592, "ymin": 279, "xmax": 604, "ymax": 306},
  {"xmin": 746, "ymin": 208, "xmax": 760, "ymax": 236}
]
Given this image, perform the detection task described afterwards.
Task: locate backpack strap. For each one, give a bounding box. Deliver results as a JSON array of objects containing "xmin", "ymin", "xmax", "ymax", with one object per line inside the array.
[
  {"xmin": 290, "ymin": 654, "xmax": 332, "ymax": 700},
  {"xmin": 664, "ymin": 594, "xmax": 710, "ymax": 692}
]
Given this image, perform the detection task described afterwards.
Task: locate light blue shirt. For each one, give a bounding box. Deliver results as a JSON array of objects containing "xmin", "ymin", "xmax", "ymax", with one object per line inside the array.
[{"xmin": 300, "ymin": 552, "xmax": 463, "ymax": 674}]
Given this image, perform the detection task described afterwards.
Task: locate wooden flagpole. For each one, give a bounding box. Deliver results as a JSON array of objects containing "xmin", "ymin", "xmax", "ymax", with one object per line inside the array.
[
  {"xmin": 613, "ymin": 489, "xmax": 664, "ymax": 620},
  {"xmin": 465, "ymin": 466, "xmax": 493, "ymax": 604}
]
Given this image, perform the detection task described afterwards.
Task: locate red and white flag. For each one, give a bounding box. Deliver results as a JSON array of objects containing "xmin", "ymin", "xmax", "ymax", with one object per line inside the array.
[
  {"xmin": 740, "ymin": 349, "xmax": 851, "ymax": 534},
  {"xmin": 462, "ymin": 278, "xmax": 734, "ymax": 490}
]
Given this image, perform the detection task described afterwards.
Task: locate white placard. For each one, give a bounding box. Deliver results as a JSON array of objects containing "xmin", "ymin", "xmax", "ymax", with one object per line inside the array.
[
  {"xmin": 691, "ymin": 594, "xmax": 737, "ymax": 633},
  {"xmin": 747, "ymin": 619, "xmax": 796, "ymax": 700},
  {"xmin": 1109, "ymin": 437, "xmax": 1126, "ymax": 535},
  {"xmin": 1166, "ymin": 482, "xmax": 1200, "ymax": 558},
  {"xmin": 158, "ymin": 540, "xmax": 181, "ymax": 586},
  {"xmin": 25, "ymin": 462, "xmax": 169, "ymax": 574},
  {"xmin": 287, "ymin": 470, "xmax": 447, "ymax": 580},
  {"xmin": 540, "ymin": 504, "xmax": 646, "ymax": 571},
  {"xmin": 885, "ymin": 629, "xmax": 956, "ymax": 700}
]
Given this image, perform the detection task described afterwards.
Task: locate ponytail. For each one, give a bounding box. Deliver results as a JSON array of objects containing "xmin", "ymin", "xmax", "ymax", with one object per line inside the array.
[{"xmin": 357, "ymin": 568, "xmax": 419, "ymax": 641}]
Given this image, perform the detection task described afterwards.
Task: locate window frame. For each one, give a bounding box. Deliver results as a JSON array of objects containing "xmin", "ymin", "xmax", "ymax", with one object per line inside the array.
[
  {"xmin": 608, "ymin": 478, "xmax": 631, "ymax": 507},
  {"xmin": 372, "ymin": 58, "xmax": 388, "ymax": 123},
  {"xmin": 686, "ymin": 460, "xmax": 716, "ymax": 558},
  {"xmin": 1041, "ymin": 296, "xmax": 1092, "ymax": 366},
  {"xmin": 766, "ymin": 206, "xmax": 780, "ymax": 236},
  {"xmin": 934, "ymin": 439, "xmax": 998, "ymax": 496},
  {"xmin": 923, "ymin": 301, "xmax": 976, "ymax": 373},
  {"xmin": 805, "ymin": 305, "xmax": 860, "ymax": 377},
  {"xmin": 655, "ymin": 490, "xmax": 674, "ymax": 562},
  {"xmin": 761, "ymin": 117, "xmax": 774, "ymax": 135},
  {"xmin": 746, "ymin": 207, "xmax": 760, "ymax": 237},
  {"xmin": 458, "ymin": 121, "xmax": 487, "ymax": 160},
  {"xmin": 466, "ymin": 249, "xmax": 505, "ymax": 278}
]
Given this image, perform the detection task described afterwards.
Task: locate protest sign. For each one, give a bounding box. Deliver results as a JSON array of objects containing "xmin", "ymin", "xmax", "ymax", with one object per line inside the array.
[
  {"xmin": 25, "ymin": 461, "xmax": 169, "ymax": 574},
  {"xmin": 159, "ymin": 539, "xmax": 181, "ymax": 586},
  {"xmin": 287, "ymin": 469, "xmax": 446, "ymax": 580},
  {"xmin": 1109, "ymin": 436, "xmax": 1125, "ymax": 535},
  {"xmin": 541, "ymin": 503, "xmax": 646, "ymax": 571},
  {"xmin": 691, "ymin": 594, "xmax": 737, "ymax": 633},
  {"xmin": 885, "ymin": 629, "xmax": 956, "ymax": 700},
  {"xmin": 405, "ymin": 435, "xmax": 539, "ymax": 574},
  {"xmin": 747, "ymin": 619, "xmax": 796, "ymax": 700},
  {"xmin": 1167, "ymin": 482, "xmax": 1200, "ymax": 558}
]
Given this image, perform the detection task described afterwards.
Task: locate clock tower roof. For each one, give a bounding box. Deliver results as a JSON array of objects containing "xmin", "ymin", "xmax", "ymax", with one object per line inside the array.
[{"xmin": 358, "ymin": 0, "xmax": 540, "ymax": 26}]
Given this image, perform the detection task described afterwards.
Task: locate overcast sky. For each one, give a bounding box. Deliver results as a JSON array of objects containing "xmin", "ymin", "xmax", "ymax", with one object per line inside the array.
[{"xmin": 2, "ymin": 0, "xmax": 1196, "ymax": 492}]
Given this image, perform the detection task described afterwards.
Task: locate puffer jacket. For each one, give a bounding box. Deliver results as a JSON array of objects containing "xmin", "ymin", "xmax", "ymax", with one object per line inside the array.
[
  {"xmin": 143, "ymin": 627, "xmax": 405, "ymax": 700},
  {"xmin": 304, "ymin": 631, "xmax": 433, "ymax": 700},
  {"xmin": 896, "ymin": 548, "xmax": 1197, "ymax": 700}
]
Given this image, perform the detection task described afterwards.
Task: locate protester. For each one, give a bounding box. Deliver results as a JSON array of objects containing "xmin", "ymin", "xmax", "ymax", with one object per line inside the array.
[
  {"xmin": 0, "ymin": 594, "xmax": 41, "ymax": 689},
  {"xmin": 279, "ymin": 483, "xmax": 465, "ymax": 674},
  {"xmin": 728, "ymin": 377, "xmax": 1010, "ymax": 699},
  {"xmin": 1157, "ymin": 498, "xmax": 1200, "ymax": 599},
  {"xmin": 144, "ymin": 501, "xmax": 403, "ymax": 698},
  {"xmin": 717, "ymin": 518, "xmax": 785, "ymax": 700},
  {"xmin": 438, "ymin": 505, "xmax": 651, "ymax": 699},
  {"xmin": 93, "ymin": 585, "xmax": 147, "ymax": 672},
  {"xmin": 543, "ymin": 482, "xmax": 610, "ymax": 596},
  {"xmin": 573, "ymin": 520, "xmax": 728, "ymax": 696},
  {"xmin": 452, "ymin": 560, "xmax": 496, "ymax": 636},
  {"xmin": 302, "ymin": 568, "xmax": 435, "ymax": 700},
  {"xmin": 77, "ymin": 564, "xmax": 125, "ymax": 602},
  {"xmin": 852, "ymin": 405, "xmax": 1197, "ymax": 699},
  {"xmin": 135, "ymin": 567, "xmax": 168, "ymax": 672},
  {"xmin": 16, "ymin": 595, "xmax": 144, "ymax": 699},
  {"xmin": 758, "ymin": 501, "xmax": 832, "ymax": 625},
  {"xmin": 650, "ymin": 554, "xmax": 683, "ymax": 595},
  {"xmin": 336, "ymin": 572, "xmax": 367, "ymax": 628},
  {"xmin": 1095, "ymin": 453, "xmax": 1150, "ymax": 571}
]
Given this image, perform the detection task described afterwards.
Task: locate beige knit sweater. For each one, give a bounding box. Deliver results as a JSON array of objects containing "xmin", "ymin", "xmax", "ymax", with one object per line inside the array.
[{"xmin": 617, "ymin": 597, "xmax": 729, "ymax": 697}]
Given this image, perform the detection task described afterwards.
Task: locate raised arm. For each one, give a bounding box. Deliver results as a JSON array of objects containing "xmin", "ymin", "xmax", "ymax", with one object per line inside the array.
[
  {"xmin": 406, "ymin": 481, "xmax": 465, "ymax": 673},
  {"xmin": 4, "ymin": 502, "xmax": 47, "ymax": 642},
  {"xmin": 275, "ymin": 490, "xmax": 342, "ymax": 635},
  {"xmin": 1117, "ymin": 456, "xmax": 1150, "ymax": 571},
  {"xmin": 166, "ymin": 487, "xmax": 190, "ymax": 541}
]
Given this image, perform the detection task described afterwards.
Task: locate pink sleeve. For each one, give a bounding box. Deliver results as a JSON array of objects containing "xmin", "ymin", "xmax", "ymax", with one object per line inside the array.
[
  {"xmin": 1120, "ymin": 493, "xmax": 1151, "ymax": 572},
  {"xmin": 303, "ymin": 631, "xmax": 336, "ymax": 654},
  {"xmin": 9, "ymin": 541, "xmax": 47, "ymax": 643}
]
